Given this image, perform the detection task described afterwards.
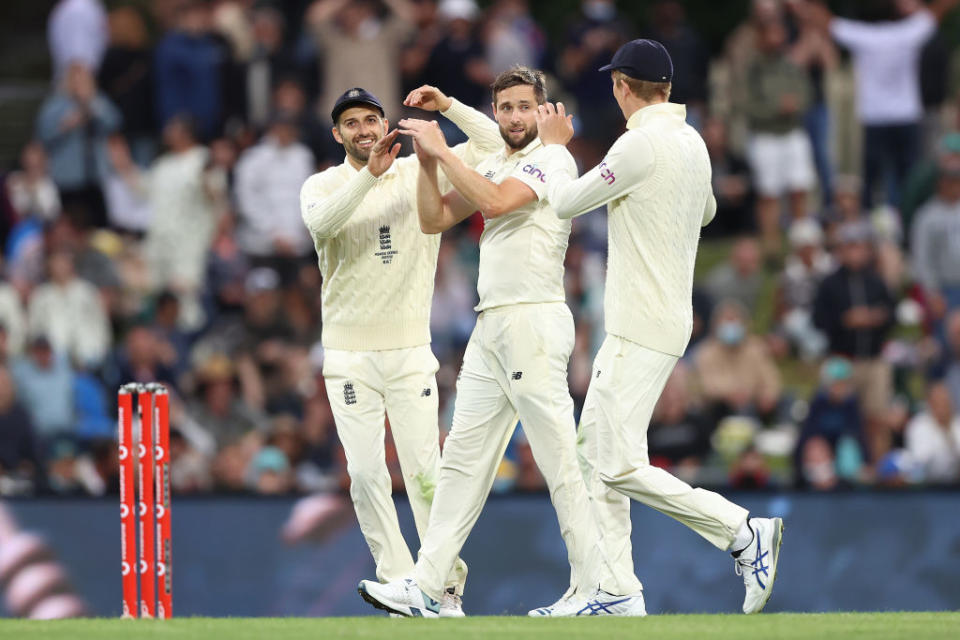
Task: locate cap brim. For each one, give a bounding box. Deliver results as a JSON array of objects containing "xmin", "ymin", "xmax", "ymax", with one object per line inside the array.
[
  {"xmin": 598, "ymin": 63, "xmax": 617, "ymax": 72},
  {"xmin": 332, "ymin": 100, "xmax": 385, "ymax": 122}
]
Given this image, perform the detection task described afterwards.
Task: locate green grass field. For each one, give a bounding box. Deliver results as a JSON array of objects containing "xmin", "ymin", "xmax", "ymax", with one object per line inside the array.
[{"xmin": 1, "ymin": 613, "xmax": 957, "ymax": 640}]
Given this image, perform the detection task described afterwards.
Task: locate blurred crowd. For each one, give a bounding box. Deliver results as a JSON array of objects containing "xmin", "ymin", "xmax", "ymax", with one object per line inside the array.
[{"xmin": 1, "ymin": 0, "xmax": 959, "ymax": 498}]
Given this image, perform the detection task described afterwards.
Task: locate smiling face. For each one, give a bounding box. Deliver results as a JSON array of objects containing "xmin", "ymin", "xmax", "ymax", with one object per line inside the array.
[
  {"xmin": 492, "ymin": 84, "xmax": 539, "ymax": 151},
  {"xmin": 332, "ymin": 105, "xmax": 387, "ymax": 166}
]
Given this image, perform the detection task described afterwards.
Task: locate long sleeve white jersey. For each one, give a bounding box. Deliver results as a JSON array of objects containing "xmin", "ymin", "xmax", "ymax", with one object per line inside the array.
[
  {"xmin": 300, "ymin": 99, "xmax": 502, "ymax": 351},
  {"xmin": 539, "ymin": 102, "xmax": 716, "ymax": 357}
]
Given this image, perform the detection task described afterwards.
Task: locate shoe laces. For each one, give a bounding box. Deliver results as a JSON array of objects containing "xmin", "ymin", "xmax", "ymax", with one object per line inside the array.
[{"xmin": 442, "ymin": 591, "xmax": 461, "ymax": 609}]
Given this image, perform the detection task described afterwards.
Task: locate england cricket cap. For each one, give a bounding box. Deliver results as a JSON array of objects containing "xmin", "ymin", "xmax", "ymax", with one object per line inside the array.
[
  {"xmin": 599, "ymin": 38, "xmax": 673, "ymax": 83},
  {"xmin": 331, "ymin": 87, "xmax": 384, "ymax": 123}
]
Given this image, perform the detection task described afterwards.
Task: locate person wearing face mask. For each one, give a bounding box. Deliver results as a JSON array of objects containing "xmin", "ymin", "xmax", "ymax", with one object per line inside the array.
[{"xmin": 694, "ymin": 299, "xmax": 783, "ymax": 426}]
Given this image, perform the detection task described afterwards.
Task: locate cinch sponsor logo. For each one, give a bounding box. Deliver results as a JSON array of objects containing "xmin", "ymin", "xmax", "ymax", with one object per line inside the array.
[
  {"xmin": 599, "ymin": 161, "xmax": 615, "ymax": 185},
  {"xmin": 522, "ymin": 164, "xmax": 546, "ymax": 183}
]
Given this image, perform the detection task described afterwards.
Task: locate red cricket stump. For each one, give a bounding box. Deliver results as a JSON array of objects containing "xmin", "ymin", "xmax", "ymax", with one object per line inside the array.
[
  {"xmin": 118, "ymin": 385, "xmax": 137, "ymax": 619},
  {"xmin": 154, "ymin": 386, "xmax": 173, "ymax": 618},
  {"xmin": 120, "ymin": 382, "xmax": 173, "ymax": 619},
  {"xmin": 137, "ymin": 387, "xmax": 156, "ymax": 618}
]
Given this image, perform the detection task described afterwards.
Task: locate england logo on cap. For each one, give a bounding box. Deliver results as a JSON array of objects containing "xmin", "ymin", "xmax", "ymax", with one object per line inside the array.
[{"xmin": 348, "ymin": 89, "xmax": 360, "ymax": 98}]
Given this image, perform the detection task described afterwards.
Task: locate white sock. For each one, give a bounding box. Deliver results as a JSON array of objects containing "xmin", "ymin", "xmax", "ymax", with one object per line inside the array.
[{"xmin": 729, "ymin": 519, "xmax": 754, "ymax": 553}]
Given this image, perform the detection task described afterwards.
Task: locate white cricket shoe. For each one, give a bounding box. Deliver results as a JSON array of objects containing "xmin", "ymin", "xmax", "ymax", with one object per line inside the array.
[
  {"xmin": 734, "ymin": 517, "xmax": 784, "ymax": 614},
  {"xmin": 528, "ymin": 592, "xmax": 581, "ymax": 617},
  {"xmin": 358, "ymin": 578, "xmax": 440, "ymax": 618},
  {"xmin": 439, "ymin": 589, "xmax": 465, "ymax": 618},
  {"xmin": 529, "ymin": 589, "xmax": 646, "ymax": 617}
]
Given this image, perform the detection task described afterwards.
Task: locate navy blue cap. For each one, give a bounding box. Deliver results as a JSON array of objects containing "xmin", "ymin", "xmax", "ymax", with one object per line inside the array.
[
  {"xmin": 599, "ymin": 39, "xmax": 673, "ymax": 83},
  {"xmin": 331, "ymin": 87, "xmax": 385, "ymax": 123}
]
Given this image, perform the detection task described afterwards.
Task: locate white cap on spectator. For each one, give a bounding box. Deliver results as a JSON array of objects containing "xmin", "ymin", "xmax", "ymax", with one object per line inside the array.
[
  {"xmin": 439, "ymin": 0, "xmax": 479, "ymax": 21},
  {"xmin": 787, "ymin": 218, "xmax": 823, "ymax": 248}
]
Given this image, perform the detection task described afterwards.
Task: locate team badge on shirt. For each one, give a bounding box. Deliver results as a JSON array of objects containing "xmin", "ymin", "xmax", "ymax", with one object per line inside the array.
[{"xmin": 375, "ymin": 225, "xmax": 398, "ymax": 264}]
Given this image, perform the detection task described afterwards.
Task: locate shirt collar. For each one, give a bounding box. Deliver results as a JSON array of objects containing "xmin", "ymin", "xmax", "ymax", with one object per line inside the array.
[
  {"xmin": 626, "ymin": 102, "xmax": 687, "ymax": 130},
  {"xmin": 342, "ymin": 157, "xmax": 398, "ymax": 178},
  {"xmin": 497, "ymin": 136, "xmax": 543, "ymax": 161}
]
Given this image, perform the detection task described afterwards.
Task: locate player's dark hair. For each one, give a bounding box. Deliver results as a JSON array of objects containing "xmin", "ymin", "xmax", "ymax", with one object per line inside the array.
[{"xmin": 491, "ymin": 66, "xmax": 547, "ymax": 107}]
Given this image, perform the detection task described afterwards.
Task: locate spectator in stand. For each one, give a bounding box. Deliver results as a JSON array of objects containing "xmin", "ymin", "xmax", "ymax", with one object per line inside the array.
[
  {"xmin": 0, "ymin": 365, "xmax": 43, "ymax": 496},
  {"xmin": 556, "ymin": 0, "xmax": 631, "ymax": 154},
  {"xmin": 154, "ymin": 0, "xmax": 228, "ymax": 140},
  {"xmin": 902, "ymin": 132, "xmax": 960, "ymax": 232},
  {"xmin": 419, "ymin": 0, "xmax": 493, "ymax": 140},
  {"xmin": 243, "ymin": 5, "xmax": 317, "ymax": 131},
  {"xmin": 786, "ymin": 0, "xmax": 838, "ymax": 206},
  {"xmin": 187, "ymin": 353, "xmax": 263, "ymax": 451},
  {"xmin": 144, "ymin": 115, "xmax": 220, "ymax": 330},
  {"xmin": 774, "ymin": 218, "xmax": 832, "ymax": 360},
  {"xmin": 904, "ymin": 382, "xmax": 960, "ymax": 483},
  {"xmin": 399, "ymin": 0, "xmax": 444, "ymax": 94},
  {"xmin": 306, "ymin": 0, "xmax": 417, "ymax": 124},
  {"xmin": 249, "ymin": 445, "xmax": 295, "ymax": 494},
  {"xmin": 234, "ymin": 114, "xmax": 315, "ymax": 274},
  {"xmin": 485, "ymin": 0, "xmax": 546, "ymax": 75},
  {"xmin": 647, "ymin": 364, "xmax": 712, "ymax": 479},
  {"xmin": 270, "ymin": 78, "xmax": 327, "ymax": 164},
  {"xmin": 35, "ymin": 61, "xmax": 121, "ymax": 228},
  {"xmin": 645, "ymin": 0, "xmax": 709, "ymax": 130},
  {"xmin": 911, "ymin": 154, "xmax": 960, "ymax": 338},
  {"xmin": 98, "ymin": 6, "xmax": 155, "ymax": 165},
  {"xmin": 702, "ymin": 116, "xmax": 753, "ymax": 236},
  {"xmin": 744, "ymin": 17, "xmax": 815, "ymax": 262},
  {"xmin": 169, "ymin": 428, "xmax": 213, "ymax": 493},
  {"xmin": 798, "ymin": 435, "xmax": 839, "ymax": 490},
  {"xmin": 810, "ymin": 0, "xmax": 960, "ymax": 208},
  {"xmin": 704, "ymin": 236, "xmax": 763, "ymax": 314},
  {"xmin": 27, "ymin": 250, "xmax": 111, "ymax": 369},
  {"xmin": 5, "ymin": 142, "xmax": 61, "ymax": 223},
  {"xmin": 47, "ymin": 0, "xmax": 108, "ymax": 80},
  {"xmin": 102, "ymin": 134, "xmax": 152, "ymax": 234},
  {"xmin": 10, "ymin": 336, "xmax": 74, "ymax": 440},
  {"xmin": 943, "ymin": 310, "xmax": 960, "ymax": 409},
  {"xmin": 0, "ymin": 280, "xmax": 26, "ymax": 359},
  {"xmin": 795, "ymin": 357, "xmax": 867, "ymax": 488},
  {"xmin": 813, "ymin": 221, "xmax": 896, "ymax": 461},
  {"xmin": 111, "ymin": 324, "xmax": 177, "ymax": 391},
  {"xmin": 694, "ymin": 299, "xmax": 783, "ymax": 424}
]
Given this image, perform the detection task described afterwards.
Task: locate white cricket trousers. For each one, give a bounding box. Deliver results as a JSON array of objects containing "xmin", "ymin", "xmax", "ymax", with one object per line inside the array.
[
  {"xmin": 579, "ymin": 335, "xmax": 750, "ymax": 595},
  {"xmin": 323, "ymin": 344, "xmax": 467, "ymax": 593},
  {"xmin": 412, "ymin": 302, "xmax": 601, "ymax": 601}
]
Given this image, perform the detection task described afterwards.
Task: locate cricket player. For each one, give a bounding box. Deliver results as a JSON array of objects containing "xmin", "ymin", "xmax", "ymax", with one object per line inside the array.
[
  {"xmin": 532, "ymin": 39, "xmax": 784, "ymax": 615},
  {"xmin": 356, "ymin": 66, "xmax": 645, "ymax": 618},
  {"xmin": 299, "ymin": 84, "xmax": 502, "ymax": 616}
]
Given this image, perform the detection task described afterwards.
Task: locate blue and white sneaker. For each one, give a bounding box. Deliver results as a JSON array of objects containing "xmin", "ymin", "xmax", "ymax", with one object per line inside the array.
[
  {"xmin": 358, "ymin": 578, "xmax": 440, "ymax": 618},
  {"xmin": 529, "ymin": 589, "xmax": 646, "ymax": 617},
  {"xmin": 734, "ymin": 517, "xmax": 784, "ymax": 614},
  {"xmin": 528, "ymin": 591, "xmax": 579, "ymax": 617}
]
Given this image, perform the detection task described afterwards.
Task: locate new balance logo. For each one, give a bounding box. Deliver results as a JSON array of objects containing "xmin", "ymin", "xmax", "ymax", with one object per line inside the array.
[
  {"xmin": 420, "ymin": 388, "xmax": 431, "ymax": 397},
  {"xmin": 511, "ymin": 371, "xmax": 522, "ymax": 380},
  {"xmin": 343, "ymin": 382, "xmax": 357, "ymax": 405},
  {"xmin": 484, "ymin": 170, "xmax": 496, "ymax": 179},
  {"xmin": 595, "ymin": 369, "xmax": 601, "ymax": 378}
]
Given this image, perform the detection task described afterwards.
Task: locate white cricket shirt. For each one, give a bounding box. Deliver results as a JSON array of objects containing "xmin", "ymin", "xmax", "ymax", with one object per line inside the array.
[
  {"xmin": 300, "ymin": 99, "xmax": 502, "ymax": 351},
  {"xmin": 473, "ymin": 138, "xmax": 575, "ymax": 312},
  {"xmin": 539, "ymin": 102, "xmax": 716, "ymax": 357}
]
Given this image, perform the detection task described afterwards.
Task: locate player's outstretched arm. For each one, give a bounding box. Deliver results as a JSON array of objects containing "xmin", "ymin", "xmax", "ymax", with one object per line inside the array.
[
  {"xmin": 535, "ymin": 102, "xmax": 653, "ymax": 220},
  {"xmin": 404, "ymin": 85, "xmax": 502, "ymax": 157},
  {"xmin": 415, "ymin": 140, "xmax": 476, "ymax": 234},
  {"xmin": 300, "ymin": 131, "xmax": 401, "ymax": 238},
  {"xmin": 400, "ymin": 118, "xmax": 536, "ymax": 218}
]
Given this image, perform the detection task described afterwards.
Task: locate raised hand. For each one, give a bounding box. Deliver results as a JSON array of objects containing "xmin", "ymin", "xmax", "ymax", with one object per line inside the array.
[
  {"xmin": 535, "ymin": 102, "xmax": 575, "ymax": 146},
  {"xmin": 398, "ymin": 118, "xmax": 448, "ymax": 158},
  {"xmin": 367, "ymin": 129, "xmax": 401, "ymax": 177},
  {"xmin": 403, "ymin": 85, "xmax": 453, "ymax": 112}
]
